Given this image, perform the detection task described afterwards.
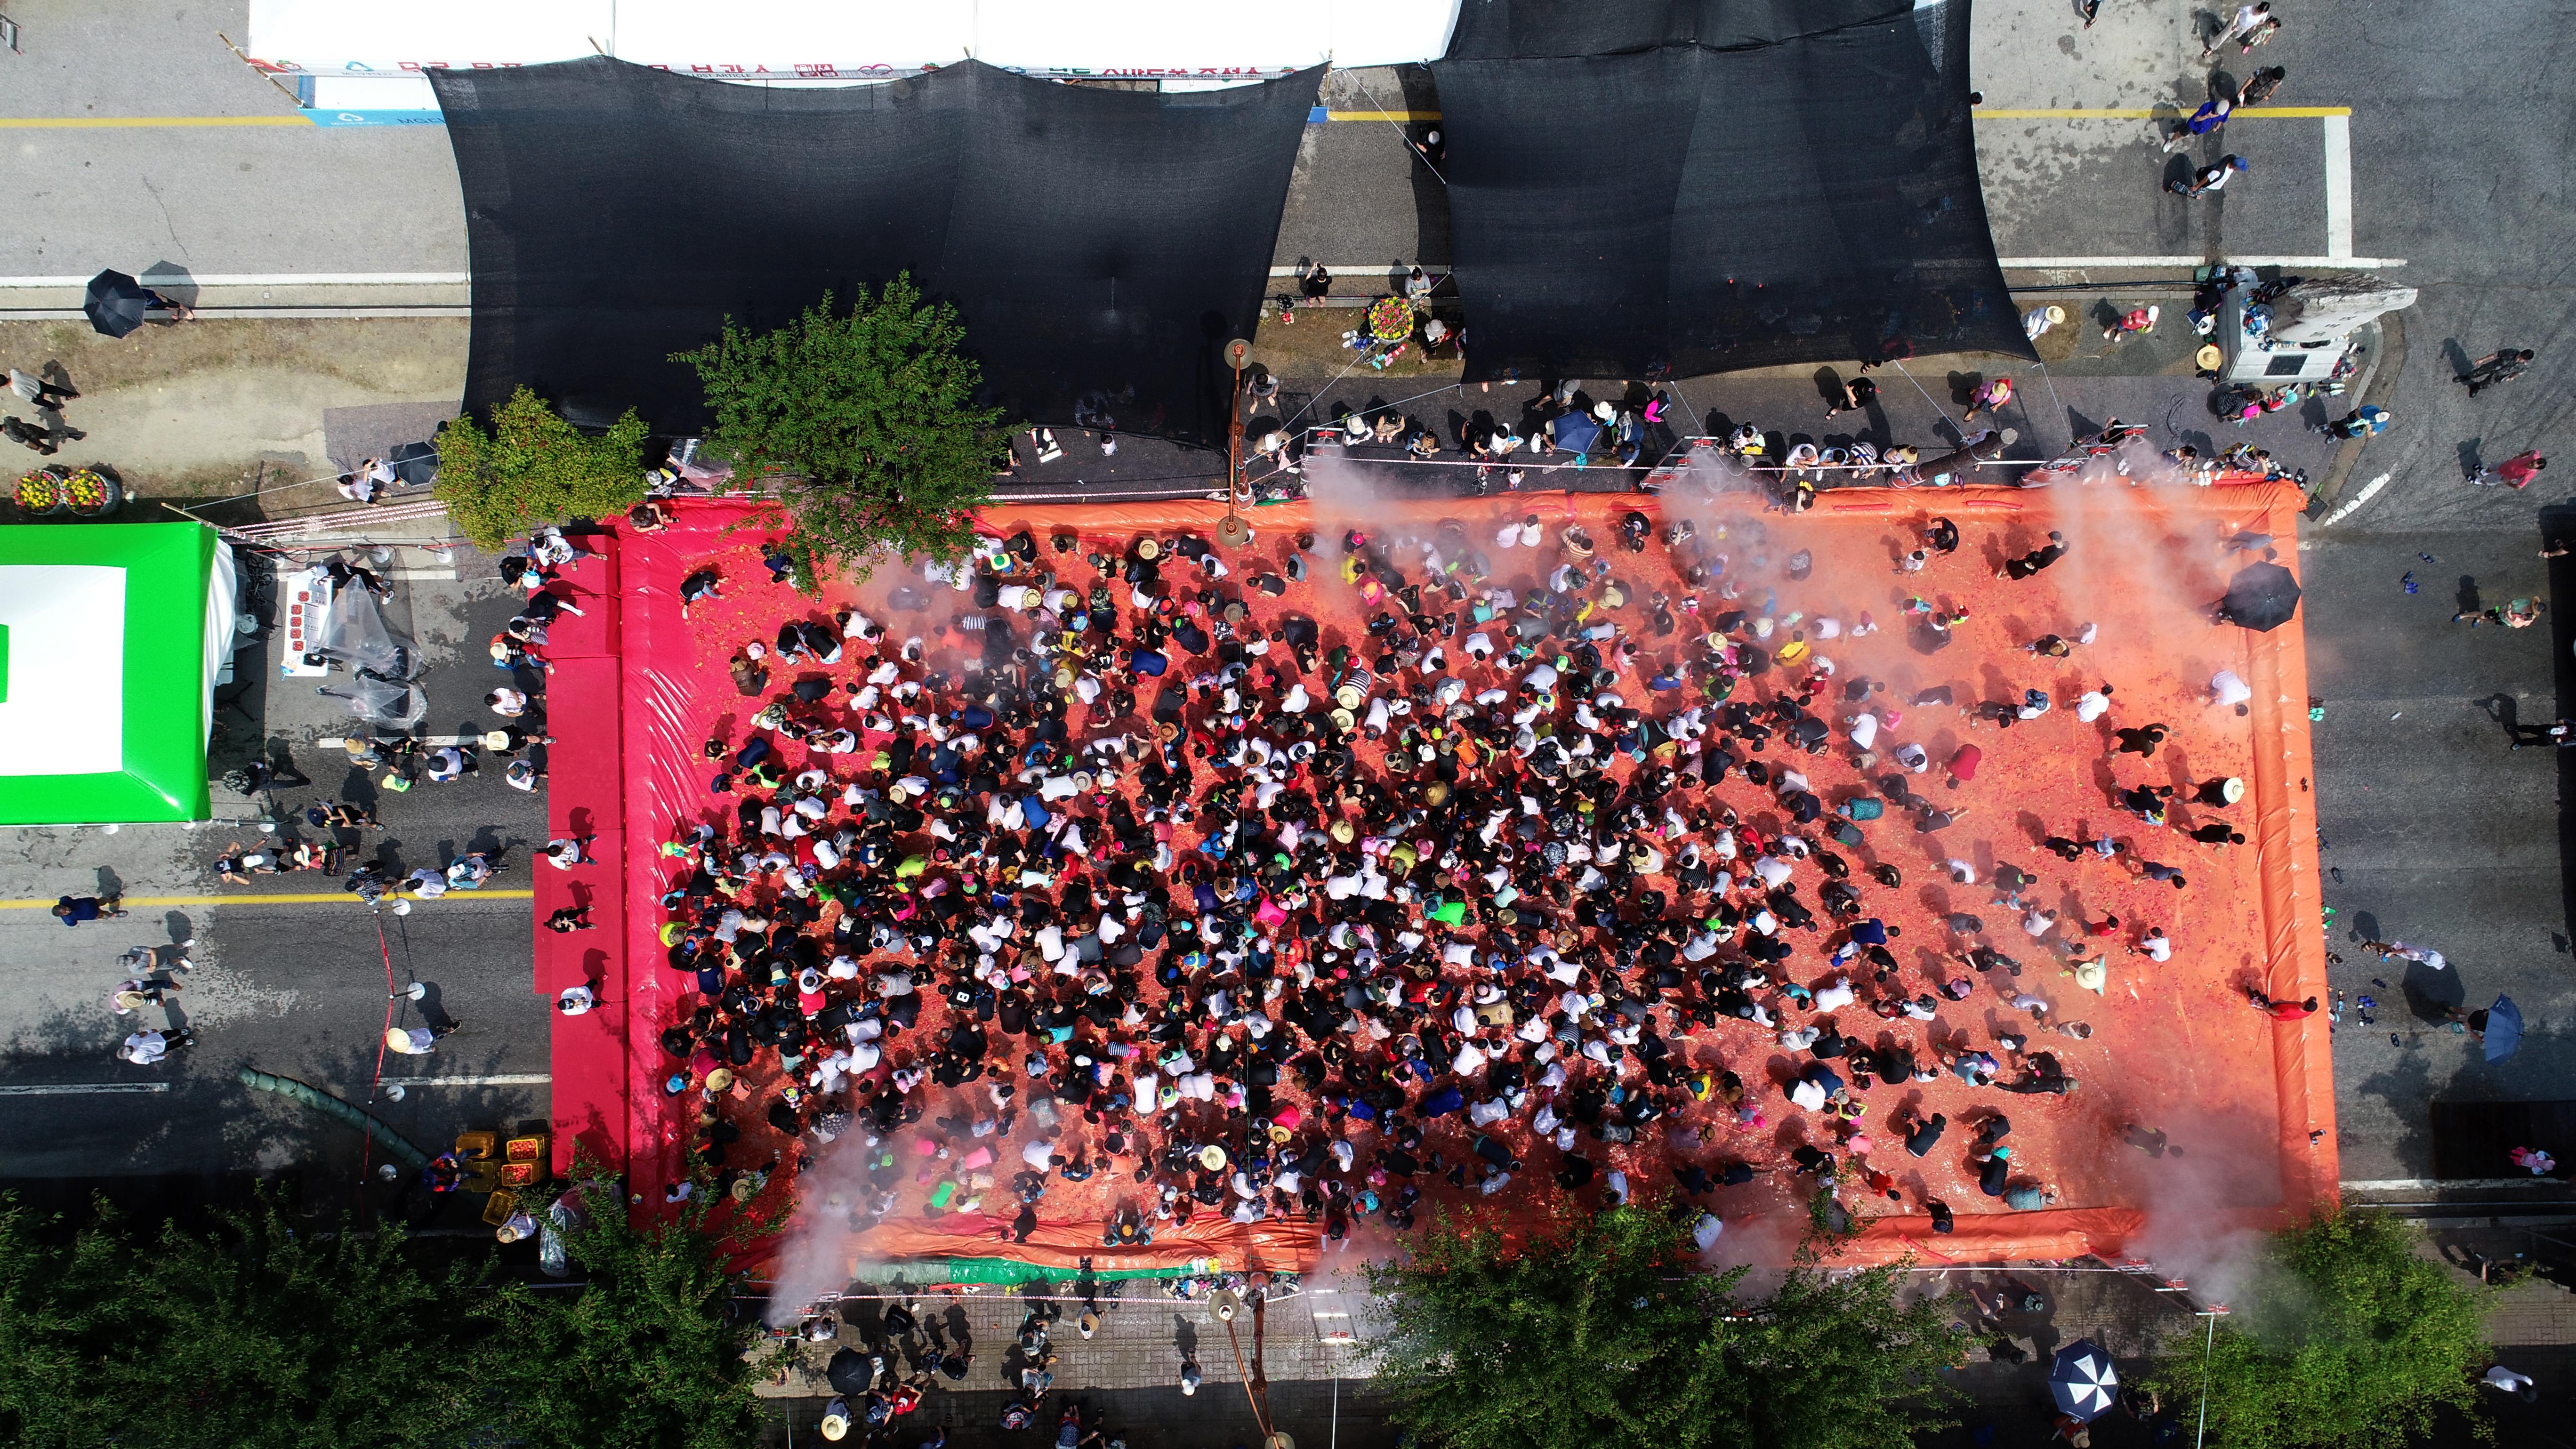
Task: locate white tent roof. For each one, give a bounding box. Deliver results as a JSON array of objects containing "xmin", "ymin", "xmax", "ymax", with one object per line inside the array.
[{"xmin": 249, "ymin": 0, "xmax": 1461, "ymax": 80}]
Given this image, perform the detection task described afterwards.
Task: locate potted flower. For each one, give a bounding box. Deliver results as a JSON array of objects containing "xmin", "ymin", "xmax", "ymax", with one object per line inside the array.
[
  {"xmin": 13, "ymin": 468, "xmax": 67, "ymax": 516},
  {"xmin": 59, "ymin": 469, "xmax": 122, "ymax": 518}
]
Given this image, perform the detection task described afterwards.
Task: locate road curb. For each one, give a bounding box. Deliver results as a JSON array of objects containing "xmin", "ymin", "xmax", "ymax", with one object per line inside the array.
[{"xmin": 2305, "ymin": 310, "xmax": 2405, "ymax": 519}]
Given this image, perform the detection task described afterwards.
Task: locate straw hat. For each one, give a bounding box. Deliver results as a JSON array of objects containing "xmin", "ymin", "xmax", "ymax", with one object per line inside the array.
[
  {"xmin": 494, "ymin": 1223, "xmax": 523, "ymax": 1243},
  {"xmin": 1329, "ymin": 820, "xmax": 1357, "ymax": 845},
  {"xmin": 1199, "ymin": 1144, "xmax": 1229, "ymax": 1171},
  {"xmin": 821, "ymin": 1412, "xmax": 852, "ymax": 1441},
  {"xmin": 1334, "ymin": 684, "xmax": 1366, "ymax": 711},
  {"xmin": 2196, "ymin": 343, "xmax": 2224, "ymax": 371},
  {"xmin": 2218, "ymin": 776, "xmax": 2246, "ymax": 804},
  {"xmin": 1136, "ymin": 537, "xmax": 1161, "ymax": 560},
  {"xmin": 1330, "ymin": 708, "xmax": 1357, "ymax": 732},
  {"xmin": 706, "ymin": 1067, "xmax": 736, "ymax": 1092},
  {"xmin": 483, "ymin": 730, "xmax": 513, "ymax": 751},
  {"xmin": 1269, "ymin": 1124, "xmax": 1293, "ymax": 1143},
  {"xmin": 2045, "ymin": 305, "xmax": 2067, "ymax": 324}
]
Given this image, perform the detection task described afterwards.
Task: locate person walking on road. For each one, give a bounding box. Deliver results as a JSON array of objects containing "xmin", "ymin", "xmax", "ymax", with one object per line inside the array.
[
  {"xmin": 2202, "ymin": 1, "xmax": 2277, "ymax": 56},
  {"xmin": 2471, "ymin": 450, "xmax": 2546, "ymax": 488},
  {"xmin": 2234, "ymin": 65, "xmax": 2287, "ymax": 106},
  {"xmin": 2462, "ymin": 348, "xmax": 2536, "ymax": 396},
  {"xmin": 2163, "ymin": 96, "xmax": 2231, "ymax": 150},
  {"xmin": 52, "ymin": 893, "xmax": 125, "ymax": 927},
  {"xmin": 1962, "ymin": 376, "xmax": 2015, "ymax": 421},
  {"xmin": 118, "ymin": 1027, "xmax": 195, "ymax": 1065},
  {"xmin": 2169, "ymin": 155, "xmax": 2248, "ymax": 198}
]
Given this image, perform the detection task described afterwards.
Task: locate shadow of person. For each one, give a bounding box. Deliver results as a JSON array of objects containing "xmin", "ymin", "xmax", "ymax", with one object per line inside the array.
[
  {"xmin": 2441, "ymin": 336, "xmax": 2473, "ymax": 382},
  {"xmin": 2456, "ymin": 575, "xmax": 2484, "ymax": 616},
  {"xmin": 2402, "ymin": 958, "xmax": 2466, "ymax": 1022},
  {"xmin": 1174, "ymin": 1313, "xmax": 1198, "ymax": 1360},
  {"xmin": 414, "ymin": 981, "xmax": 460, "ymax": 1033},
  {"xmin": 2478, "ymin": 692, "xmax": 2536, "ymax": 744}
]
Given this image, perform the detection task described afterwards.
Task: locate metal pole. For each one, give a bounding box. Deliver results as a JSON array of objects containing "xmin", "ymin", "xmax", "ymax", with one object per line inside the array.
[
  {"xmin": 2193, "ymin": 1310, "xmax": 2217, "ymax": 1449},
  {"xmin": 1228, "ymin": 363, "xmax": 1246, "ymax": 504},
  {"xmin": 1222, "ymin": 1314, "xmax": 1272, "ymax": 1442},
  {"xmin": 1251, "ymin": 1283, "xmax": 1272, "ymax": 1433}
]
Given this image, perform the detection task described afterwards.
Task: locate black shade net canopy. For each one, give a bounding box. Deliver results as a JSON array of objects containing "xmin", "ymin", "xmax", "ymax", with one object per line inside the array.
[
  {"xmin": 431, "ymin": 57, "xmax": 1319, "ymax": 444},
  {"xmin": 1432, "ymin": 0, "xmax": 2030, "ymax": 383}
]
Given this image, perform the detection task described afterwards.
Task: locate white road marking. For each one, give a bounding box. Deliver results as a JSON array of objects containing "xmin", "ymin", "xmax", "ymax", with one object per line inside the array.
[
  {"xmin": 2321, "ymin": 113, "xmax": 2353, "ymax": 260},
  {"xmin": 0, "ymin": 1081, "xmax": 172, "ymax": 1095},
  {"xmin": 0, "ymin": 272, "xmax": 469, "ymax": 288},
  {"xmin": 2342, "ymin": 1177, "xmax": 2569, "ymax": 1191},
  {"xmin": 2318, "ymin": 472, "xmax": 2391, "ymax": 526},
  {"xmin": 380, "ymin": 1073, "xmax": 552, "ymax": 1087},
  {"xmin": 1999, "ymin": 254, "xmax": 2405, "ymax": 269}
]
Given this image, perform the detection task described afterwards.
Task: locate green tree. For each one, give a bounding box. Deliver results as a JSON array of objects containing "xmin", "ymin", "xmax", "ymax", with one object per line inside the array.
[
  {"xmin": 2145, "ymin": 1208, "xmax": 2493, "ymax": 1448},
  {"xmin": 1363, "ymin": 1200, "xmax": 1965, "ymax": 1449},
  {"xmin": 672, "ymin": 277, "xmax": 1006, "ymax": 588},
  {"xmin": 478, "ymin": 1178, "xmax": 780, "ymax": 1449},
  {"xmin": 1722, "ymin": 1261, "xmax": 1967, "ymax": 1449},
  {"xmin": 434, "ymin": 385, "xmax": 649, "ymax": 550},
  {"xmin": 0, "ymin": 1194, "xmax": 484, "ymax": 1449}
]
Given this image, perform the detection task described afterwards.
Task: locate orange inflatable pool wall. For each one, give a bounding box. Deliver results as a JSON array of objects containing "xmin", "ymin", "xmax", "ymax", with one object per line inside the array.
[{"xmin": 537, "ymin": 481, "xmax": 2334, "ymax": 1280}]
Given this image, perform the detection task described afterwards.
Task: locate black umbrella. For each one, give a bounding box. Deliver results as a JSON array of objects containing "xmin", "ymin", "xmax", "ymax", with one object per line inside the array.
[
  {"xmin": 2048, "ymin": 1339, "xmax": 2119, "ymax": 1421},
  {"xmin": 824, "ymin": 1345, "xmax": 876, "ymax": 1396},
  {"xmin": 2218, "ymin": 561, "xmax": 2302, "ymax": 631},
  {"xmin": 84, "ymin": 269, "xmax": 154, "ymax": 338}
]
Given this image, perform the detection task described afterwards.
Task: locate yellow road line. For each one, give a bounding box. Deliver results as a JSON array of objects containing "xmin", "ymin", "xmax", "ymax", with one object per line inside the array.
[
  {"xmin": 1977, "ymin": 106, "xmax": 2350, "ymax": 119},
  {"xmin": 0, "ymin": 889, "xmax": 535, "ymax": 910},
  {"xmin": 0, "ymin": 114, "xmax": 314, "ymax": 128},
  {"xmin": 1327, "ymin": 109, "xmax": 1439, "ymax": 122}
]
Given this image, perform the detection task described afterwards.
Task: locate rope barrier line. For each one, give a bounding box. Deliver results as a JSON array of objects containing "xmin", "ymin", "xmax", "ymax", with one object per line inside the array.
[
  {"xmin": 360, "ymin": 906, "xmax": 398, "ymax": 1189},
  {"xmin": 1344, "ymin": 73, "xmax": 1446, "ymax": 187}
]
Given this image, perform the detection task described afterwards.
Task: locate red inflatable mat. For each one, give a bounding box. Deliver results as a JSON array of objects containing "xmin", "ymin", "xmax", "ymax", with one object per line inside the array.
[{"xmin": 547, "ymin": 481, "xmax": 2332, "ymax": 1269}]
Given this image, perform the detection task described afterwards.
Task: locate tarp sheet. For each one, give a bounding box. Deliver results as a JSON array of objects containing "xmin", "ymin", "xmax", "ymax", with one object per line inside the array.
[
  {"xmin": 433, "ymin": 56, "xmax": 1317, "ymax": 443},
  {"xmin": 0, "ymin": 523, "xmax": 217, "ymax": 824},
  {"xmin": 553, "ymin": 482, "xmax": 2331, "ymax": 1273},
  {"xmin": 1432, "ymin": 0, "xmax": 2029, "ymax": 380}
]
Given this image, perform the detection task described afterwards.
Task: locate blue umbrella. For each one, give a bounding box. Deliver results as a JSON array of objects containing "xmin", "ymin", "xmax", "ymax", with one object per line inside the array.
[
  {"xmin": 1551, "ymin": 411, "xmax": 1605, "ymax": 453},
  {"xmin": 2048, "ymin": 1339, "xmax": 2118, "ymax": 1421},
  {"xmin": 2486, "ymin": 995, "xmax": 2524, "ymax": 1064}
]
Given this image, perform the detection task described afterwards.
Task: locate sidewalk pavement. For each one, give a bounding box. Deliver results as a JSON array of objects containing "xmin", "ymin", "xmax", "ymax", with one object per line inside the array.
[
  {"xmin": 996, "ymin": 364, "xmax": 2351, "ymax": 506},
  {"xmin": 0, "ymin": 316, "xmax": 463, "ymax": 496},
  {"xmin": 760, "ymin": 1284, "xmax": 1387, "ymax": 1449}
]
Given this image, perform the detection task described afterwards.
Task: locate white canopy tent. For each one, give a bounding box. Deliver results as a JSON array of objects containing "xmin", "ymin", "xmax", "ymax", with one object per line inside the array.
[{"xmin": 249, "ymin": 0, "xmax": 1461, "ymax": 81}]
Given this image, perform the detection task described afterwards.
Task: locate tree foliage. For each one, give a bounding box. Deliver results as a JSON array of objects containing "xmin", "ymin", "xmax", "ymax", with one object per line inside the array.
[
  {"xmin": 1363, "ymin": 1200, "xmax": 1965, "ymax": 1449},
  {"xmin": 0, "ymin": 1181, "xmax": 776, "ymax": 1449},
  {"xmin": 0, "ymin": 1194, "xmax": 481, "ymax": 1449},
  {"xmin": 672, "ymin": 277, "xmax": 1006, "ymax": 587},
  {"xmin": 434, "ymin": 384, "xmax": 649, "ymax": 551},
  {"xmin": 479, "ymin": 1180, "xmax": 780, "ymax": 1449},
  {"xmin": 2145, "ymin": 1208, "xmax": 2494, "ymax": 1449}
]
